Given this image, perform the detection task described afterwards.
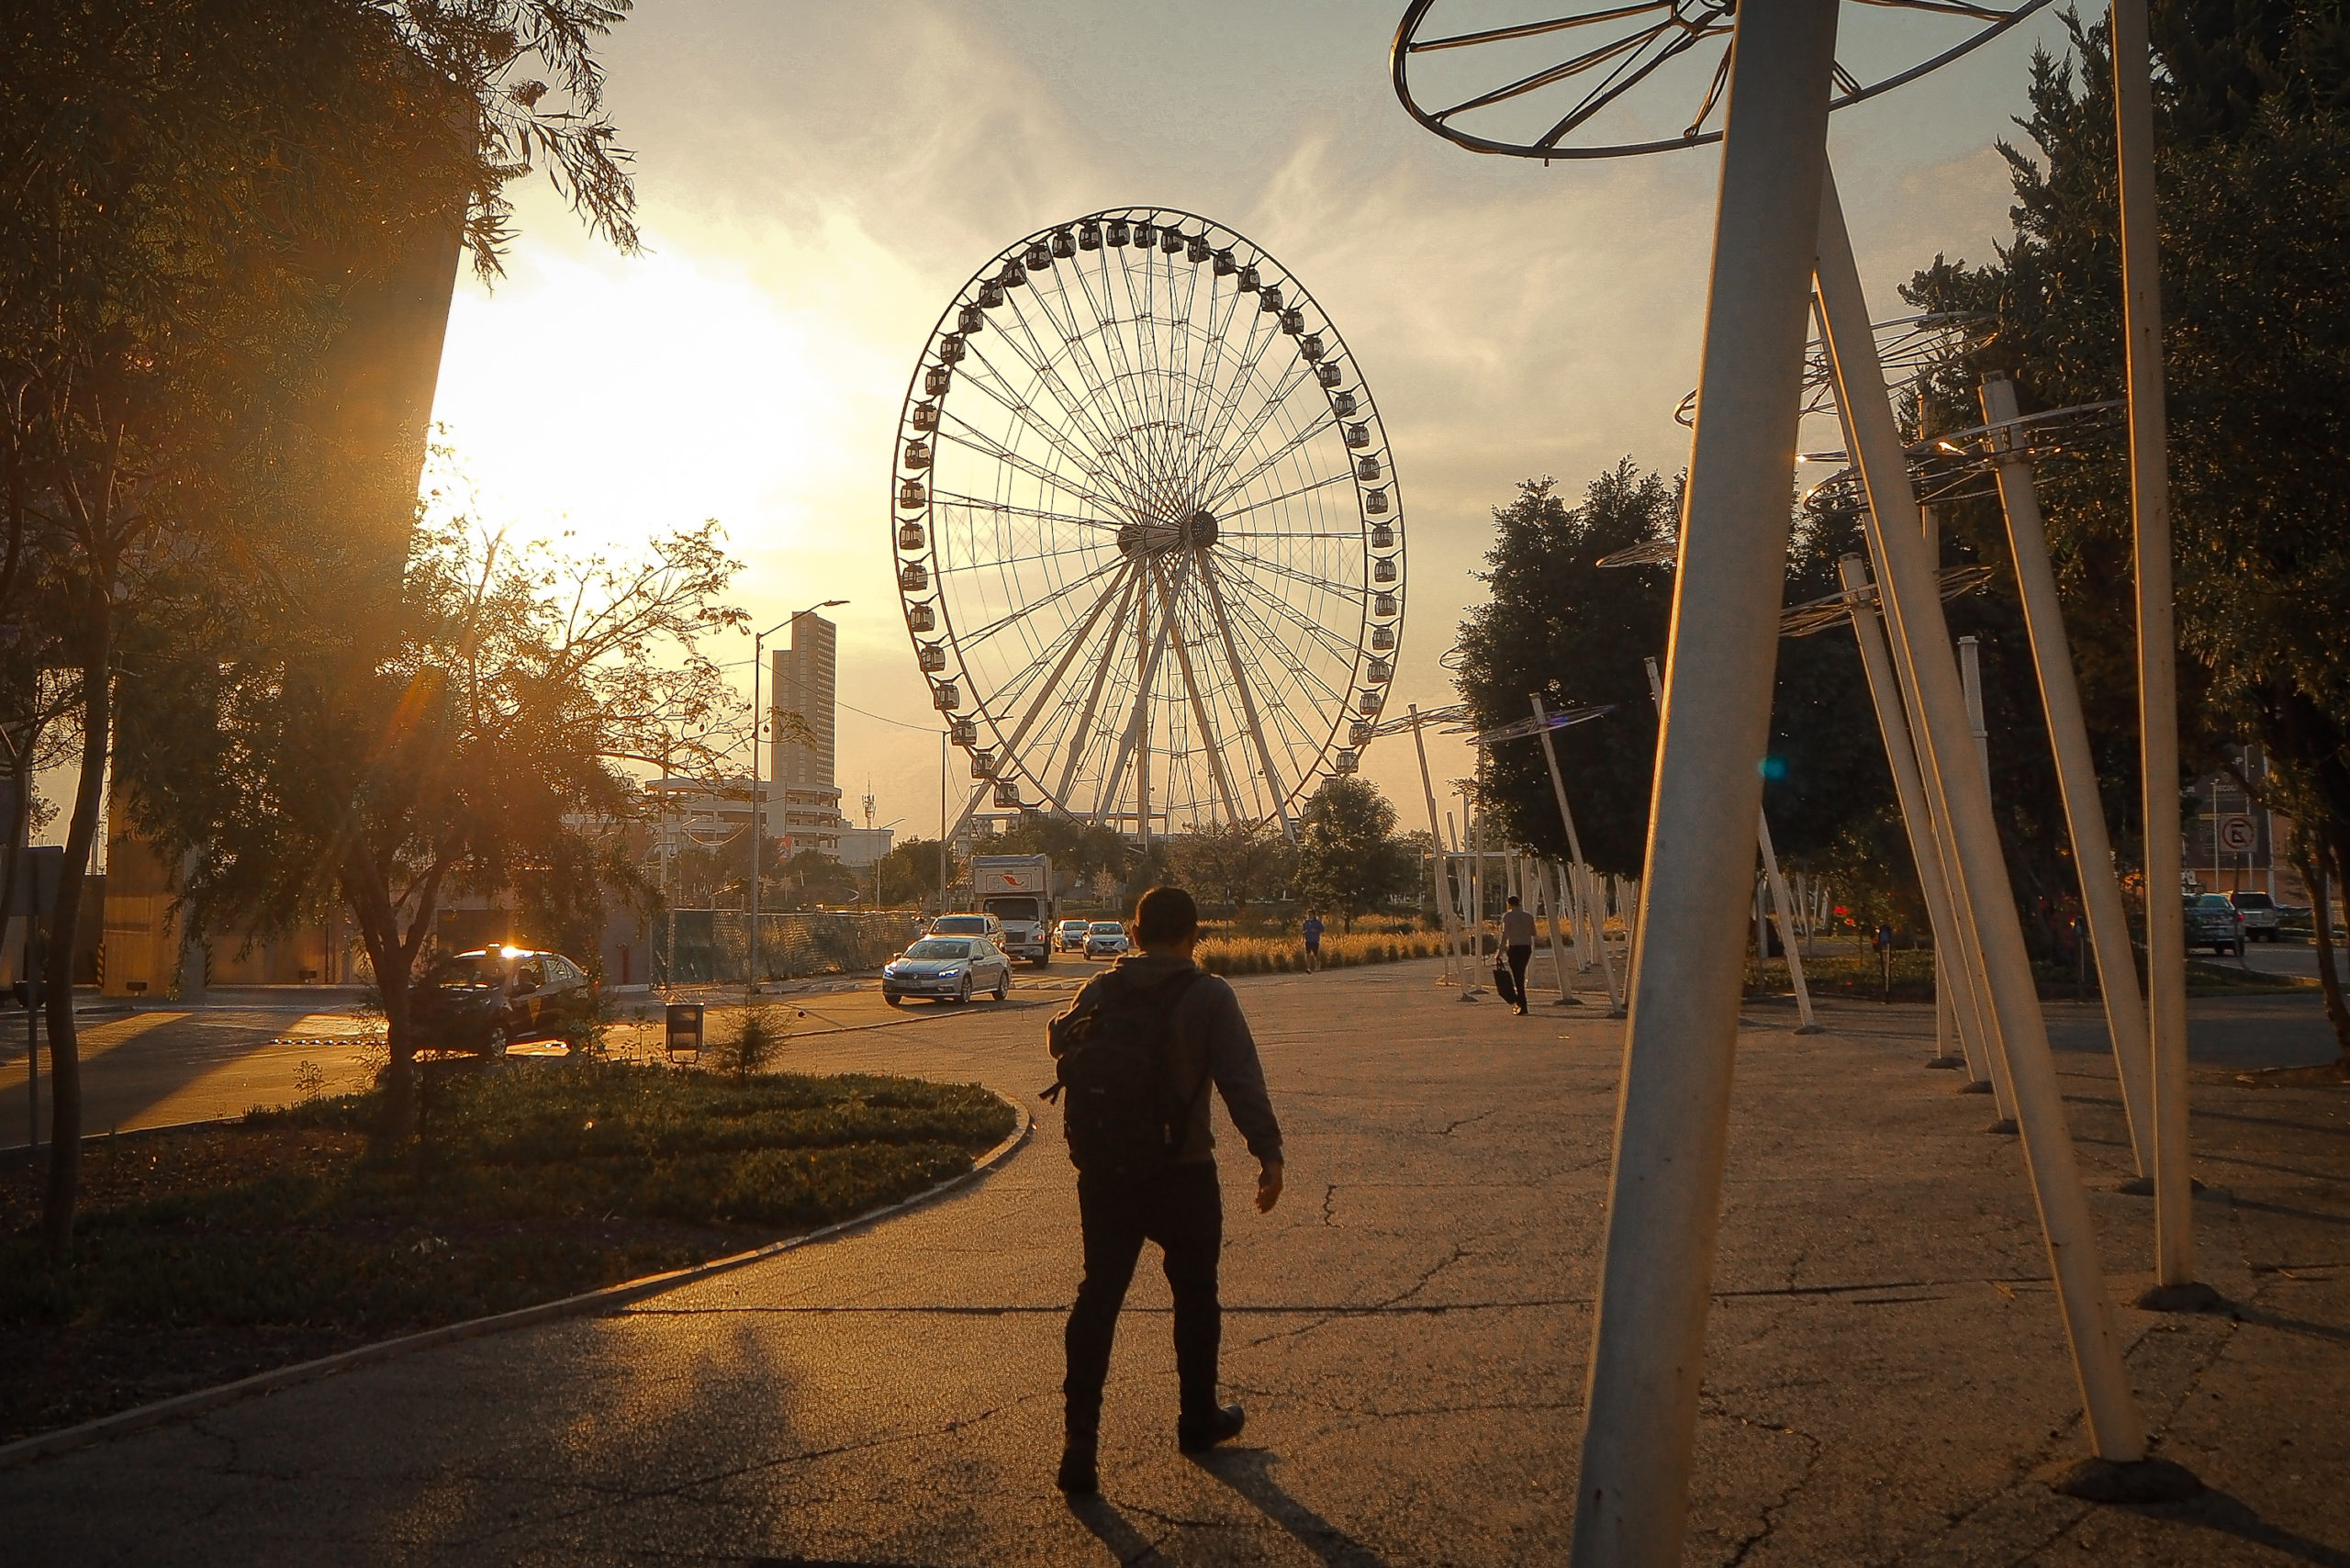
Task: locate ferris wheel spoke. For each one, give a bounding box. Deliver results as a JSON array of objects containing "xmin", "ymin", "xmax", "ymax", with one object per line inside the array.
[
  {"xmin": 934, "ymin": 536, "xmax": 1107, "ymax": 577},
  {"xmin": 955, "ymin": 552, "xmax": 1131, "ymax": 655},
  {"xmin": 1176, "ymin": 278, "xmax": 1249, "ymax": 469},
  {"xmin": 1193, "ymin": 357, "xmax": 1322, "ymax": 509},
  {"xmin": 951, "ymin": 345, "xmax": 1141, "ymax": 512},
  {"xmin": 977, "ymin": 558, "xmax": 1138, "ymax": 783},
  {"xmin": 1049, "ymin": 566, "xmax": 1146, "ymax": 809},
  {"xmin": 1057, "ymin": 255, "xmax": 1162, "ymax": 476},
  {"xmin": 994, "ymin": 283, "xmax": 1157, "ymax": 507},
  {"xmin": 1092, "ymin": 568, "xmax": 1179, "ymax": 829},
  {"xmin": 1212, "ymin": 472, "xmax": 1360, "ymax": 534},
  {"xmin": 1211, "ymin": 542, "xmax": 1360, "ymax": 611},
  {"xmin": 1070, "ymin": 252, "xmax": 1168, "ymax": 484},
  {"xmin": 1110, "ymin": 252, "xmax": 1191, "ymax": 510},
  {"xmin": 1188, "ymin": 308, "xmax": 1291, "ymax": 485},
  {"xmin": 1203, "ymin": 415, "xmax": 1351, "ymax": 520},
  {"xmin": 1195, "ymin": 553, "xmax": 1297, "ymax": 828},
  {"xmin": 930, "ymin": 410, "xmax": 1128, "ymax": 517},
  {"xmin": 1427, "ymin": 18, "xmax": 1662, "ymax": 124},
  {"xmin": 1151, "ymin": 559, "xmax": 1244, "ymax": 823},
  {"xmin": 1212, "ymin": 571, "xmax": 1355, "ymax": 708},
  {"xmin": 929, "ymin": 487, "xmax": 1123, "ymax": 535},
  {"xmin": 1406, "ymin": 2, "xmax": 1670, "ymax": 54}
]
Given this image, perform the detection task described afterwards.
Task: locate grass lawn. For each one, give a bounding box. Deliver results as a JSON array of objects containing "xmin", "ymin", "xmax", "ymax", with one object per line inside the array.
[{"xmin": 0, "ymin": 1061, "xmax": 1016, "ymax": 1445}]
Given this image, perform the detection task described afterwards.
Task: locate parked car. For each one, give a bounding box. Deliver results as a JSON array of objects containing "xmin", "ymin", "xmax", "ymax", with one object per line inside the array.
[
  {"xmin": 1057, "ymin": 917, "xmax": 1091, "ymax": 953},
  {"xmin": 1083, "ymin": 921, "xmax": 1130, "ymax": 961},
  {"xmin": 412, "ymin": 946, "xmax": 598, "ymax": 1056},
  {"xmin": 881, "ymin": 936, "xmax": 1013, "ymax": 1005},
  {"xmin": 2227, "ymin": 890, "xmax": 2283, "ymax": 941},
  {"xmin": 928, "ymin": 912, "xmax": 1004, "ymax": 942},
  {"xmin": 2183, "ymin": 894, "xmax": 2245, "ymax": 958}
]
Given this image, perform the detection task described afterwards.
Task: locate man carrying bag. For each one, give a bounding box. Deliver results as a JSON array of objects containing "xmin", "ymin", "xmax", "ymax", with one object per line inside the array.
[{"xmin": 1045, "ymin": 885, "xmax": 1285, "ymax": 1495}]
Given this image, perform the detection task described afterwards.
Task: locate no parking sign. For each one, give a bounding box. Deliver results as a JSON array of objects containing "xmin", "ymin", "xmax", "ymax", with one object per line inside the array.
[{"xmin": 2218, "ymin": 815, "xmax": 2257, "ymax": 854}]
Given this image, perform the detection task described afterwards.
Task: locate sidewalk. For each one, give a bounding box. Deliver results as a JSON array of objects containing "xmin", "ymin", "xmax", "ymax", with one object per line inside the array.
[{"xmin": 2, "ymin": 959, "xmax": 2344, "ymax": 1563}]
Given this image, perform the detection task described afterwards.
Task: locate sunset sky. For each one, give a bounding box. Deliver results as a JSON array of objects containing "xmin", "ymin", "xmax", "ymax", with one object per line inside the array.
[{"xmin": 423, "ymin": 0, "xmax": 2081, "ymax": 844}]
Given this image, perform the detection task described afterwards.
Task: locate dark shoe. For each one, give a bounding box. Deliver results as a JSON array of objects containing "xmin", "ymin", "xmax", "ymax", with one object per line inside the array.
[
  {"xmin": 1056, "ymin": 1439, "xmax": 1099, "ymax": 1495},
  {"xmin": 1514, "ymin": 1005, "xmax": 1528, "ymax": 1015},
  {"xmin": 1178, "ymin": 1403, "xmax": 1246, "ymax": 1453}
]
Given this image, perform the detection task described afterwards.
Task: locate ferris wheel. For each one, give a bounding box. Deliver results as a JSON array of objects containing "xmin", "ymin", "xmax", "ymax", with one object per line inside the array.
[{"xmin": 891, "ymin": 207, "xmax": 1403, "ymax": 842}]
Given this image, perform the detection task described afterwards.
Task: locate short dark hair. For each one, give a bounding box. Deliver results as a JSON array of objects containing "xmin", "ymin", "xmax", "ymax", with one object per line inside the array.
[
  {"xmin": 1506, "ymin": 895, "xmax": 1521, "ymax": 908},
  {"xmin": 1134, "ymin": 885, "xmax": 1199, "ymax": 946}
]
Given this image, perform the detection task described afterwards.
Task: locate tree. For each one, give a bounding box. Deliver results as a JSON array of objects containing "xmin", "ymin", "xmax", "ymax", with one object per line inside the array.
[
  {"xmin": 875, "ymin": 837, "xmax": 960, "ymax": 909},
  {"xmin": 1294, "ymin": 777, "xmax": 1416, "ymax": 931},
  {"xmin": 1169, "ymin": 819, "xmax": 1293, "ymax": 919},
  {"xmin": 4, "ymin": 0, "xmax": 641, "ymax": 1250},
  {"xmin": 780, "ymin": 848, "xmax": 860, "ymax": 907},
  {"xmin": 123, "ymin": 517, "xmax": 744, "ymax": 1143},
  {"xmin": 1901, "ymin": 2, "xmax": 2350, "ymax": 1055},
  {"xmin": 982, "ymin": 812, "xmax": 1133, "ymax": 890}
]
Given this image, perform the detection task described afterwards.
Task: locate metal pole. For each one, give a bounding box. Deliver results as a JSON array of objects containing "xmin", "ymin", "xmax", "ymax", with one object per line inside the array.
[
  {"xmin": 1825, "ymin": 414, "xmax": 2014, "ymax": 1115},
  {"xmin": 1570, "ymin": 9, "xmax": 1839, "ymax": 1561},
  {"xmin": 1531, "ymin": 695, "xmax": 1620, "ymax": 1012},
  {"xmin": 938, "ymin": 730, "xmax": 948, "ymax": 913},
  {"xmin": 1544, "ymin": 858, "xmax": 1576, "ymax": 1004},
  {"xmin": 1832, "ymin": 562, "xmax": 1983, "ymax": 1081},
  {"xmin": 1408, "ymin": 705, "xmax": 1460, "ymax": 982},
  {"xmin": 1981, "ymin": 368, "xmax": 2156, "ymax": 1173},
  {"xmin": 1757, "ymin": 809, "xmax": 1819, "ymax": 1032},
  {"xmin": 749, "ymin": 631, "xmax": 765, "ymax": 992},
  {"xmin": 1817, "ymin": 166, "xmax": 2146, "ymax": 1462},
  {"xmin": 2111, "ymin": 0, "xmax": 2196, "ymax": 1293}
]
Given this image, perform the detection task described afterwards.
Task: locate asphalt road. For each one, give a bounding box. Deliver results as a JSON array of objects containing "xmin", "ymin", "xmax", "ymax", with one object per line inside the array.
[{"xmin": 4, "ymin": 957, "xmax": 2346, "ymax": 1565}]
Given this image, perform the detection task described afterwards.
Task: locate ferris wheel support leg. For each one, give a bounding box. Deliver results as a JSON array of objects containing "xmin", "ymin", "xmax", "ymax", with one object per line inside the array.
[
  {"xmin": 1158, "ymin": 564, "xmax": 1246, "ymax": 823},
  {"xmin": 2113, "ymin": 0, "xmax": 2202, "ymax": 1303},
  {"xmin": 1198, "ymin": 552, "xmax": 1292, "ymax": 837},
  {"xmin": 1818, "ymin": 163, "xmax": 2147, "ymax": 1465},
  {"xmin": 1566, "ymin": 7, "xmax": 1839, "ymax": 1565},
  {"xmin": 1095, "ymin": 573, "xmax": 1176, "ymax": 836},
  {"xmin": 1982, "ymin": 371, "xmax": 2154, "ymax": 1177},
  {"xmin": 1054, "ymin": 571, "xmax": 1143, "ymax": 809}
]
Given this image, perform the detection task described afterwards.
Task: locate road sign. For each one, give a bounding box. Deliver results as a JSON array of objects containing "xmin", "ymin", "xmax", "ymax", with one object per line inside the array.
[{"xmin": 2217, "ymin": 815, "xmax": 2256, "ymax": 855}]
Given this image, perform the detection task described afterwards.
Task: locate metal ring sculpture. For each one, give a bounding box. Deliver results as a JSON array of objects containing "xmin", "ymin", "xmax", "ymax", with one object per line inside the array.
[
  {"xmin": 891, "ymin": 207, "xmax": 1403, "ymax": 835},
  {"xmin": 1393, "ymin": 0, "xmax": 2052, "ymax": 161}
]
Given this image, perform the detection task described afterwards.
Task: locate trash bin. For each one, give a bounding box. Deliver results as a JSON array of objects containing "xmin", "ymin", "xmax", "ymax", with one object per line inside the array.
[{"xmin": 665, "ymin": 1002, "xmax": 705, "ymax": 1060}]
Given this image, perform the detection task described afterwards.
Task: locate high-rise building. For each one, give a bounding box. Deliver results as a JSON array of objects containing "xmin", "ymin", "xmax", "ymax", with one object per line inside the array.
[{"xmin": 769, "ymin": 611, "xmax": 849, "ymax": 856}]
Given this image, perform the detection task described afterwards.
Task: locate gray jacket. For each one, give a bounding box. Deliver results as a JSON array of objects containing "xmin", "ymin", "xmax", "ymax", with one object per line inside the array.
[{"xmin": 1048, "ymin": 951, "xmax": 1283, "ymax": 1166}]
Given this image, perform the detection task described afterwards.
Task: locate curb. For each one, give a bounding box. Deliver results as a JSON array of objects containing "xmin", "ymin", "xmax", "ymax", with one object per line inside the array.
[{"xmin": 0, "ymin": 1092, "xmax": 1034, "ymax": 1472}]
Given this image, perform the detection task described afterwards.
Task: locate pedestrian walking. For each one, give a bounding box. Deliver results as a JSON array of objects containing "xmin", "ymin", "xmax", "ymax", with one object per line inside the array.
[
  {"xmin": 1046, "ymin": 885, "xmax": 1285, "ymax": 1495},
  {"xmin": 1300, "ymin": 910, "xmax": 1325, "ymax": 972},
  {"xmin": 1499, "ymin": 894, "xmax": 1538, "ymax": 1015}
]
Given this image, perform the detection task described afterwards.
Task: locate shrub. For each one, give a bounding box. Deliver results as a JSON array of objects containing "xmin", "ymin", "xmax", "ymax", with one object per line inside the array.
[{"xmin": 713, "ymin": 1005, "xmax": 789, "ymax": 1078}]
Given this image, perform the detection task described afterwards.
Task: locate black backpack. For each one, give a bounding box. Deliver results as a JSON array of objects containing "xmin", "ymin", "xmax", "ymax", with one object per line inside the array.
[{"xmin": 1044, "ymin": 968, "xmax": 1207, "ymax": 1181}]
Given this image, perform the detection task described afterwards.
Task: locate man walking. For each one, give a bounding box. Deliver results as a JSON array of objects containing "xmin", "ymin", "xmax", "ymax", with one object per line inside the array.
[
  {"xmin": 1300, "ymin": 910, "xmax": 1325, "ymax": 973},
  {"xmin": 1500, "ymin": 893, "xmax": 1538, "ymax": 1015},
  {"xmin": 1048, "ymin": 886, "xmax": 1284, "ymax": 1495}
]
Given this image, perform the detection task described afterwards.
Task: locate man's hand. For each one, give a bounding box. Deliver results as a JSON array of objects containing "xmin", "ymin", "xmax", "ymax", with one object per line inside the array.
[{"xmin": 1255, "ymin": 1157, "xmax": 1284, "ymax": 1214}]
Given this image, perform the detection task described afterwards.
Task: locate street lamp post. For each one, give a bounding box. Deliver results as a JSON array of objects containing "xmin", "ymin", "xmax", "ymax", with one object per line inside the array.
[{"xmin": 748, "ymin": 599, "xmax": 847, "ymax": 992}]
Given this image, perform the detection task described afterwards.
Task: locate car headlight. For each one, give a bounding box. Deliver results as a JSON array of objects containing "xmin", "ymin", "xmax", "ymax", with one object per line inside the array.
[{"xmin": 941, "ymin": 966, "xmax": 965, "ymax": 977}]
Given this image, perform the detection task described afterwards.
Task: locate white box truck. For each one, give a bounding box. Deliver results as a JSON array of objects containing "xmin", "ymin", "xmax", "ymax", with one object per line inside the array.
[{"xmin": 970, "ymin": 854, "xmax": 1056, "ymax": 964}]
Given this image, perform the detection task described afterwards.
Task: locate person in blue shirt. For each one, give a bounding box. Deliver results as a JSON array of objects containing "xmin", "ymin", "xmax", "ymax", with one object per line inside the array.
[{"xmin": 1301, "ymin": 911, "xmax": 1325, "ymax": 972}]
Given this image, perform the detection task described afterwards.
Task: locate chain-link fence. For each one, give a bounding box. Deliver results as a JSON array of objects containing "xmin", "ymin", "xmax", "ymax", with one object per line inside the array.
[{"xmin": 650, "ymin": 911, "xmax": 923, "ymax": 986}]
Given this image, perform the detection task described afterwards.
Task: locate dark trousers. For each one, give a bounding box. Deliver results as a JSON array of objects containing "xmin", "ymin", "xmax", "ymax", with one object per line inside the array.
[
  {"xmin": 1064, "ymin": 1160, "xmax": 1224, "ymax": 1439},
  {"xmin": 1505, "ymin": 943, "xmax": 1533, "ymax": 1006}
]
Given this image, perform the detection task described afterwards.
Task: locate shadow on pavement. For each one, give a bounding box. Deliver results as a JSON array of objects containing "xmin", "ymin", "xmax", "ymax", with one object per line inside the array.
[
  {"xmin": 1192, "ymin": 1446, "xmax": 1395, "ymax": 1568},
  {"xmin": 2135, "ymin": 1490, "xmax": 2350, "ymax": 1567},
  {"xmin": 1063, "ymin": 1493, "xmax": 1165, "ymax": 1563}
]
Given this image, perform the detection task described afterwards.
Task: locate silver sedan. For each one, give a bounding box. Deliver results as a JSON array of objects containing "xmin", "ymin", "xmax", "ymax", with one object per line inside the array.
[{"xmin": 881, "ymin": 936, "xmax": 1013, "ymax": 1005}]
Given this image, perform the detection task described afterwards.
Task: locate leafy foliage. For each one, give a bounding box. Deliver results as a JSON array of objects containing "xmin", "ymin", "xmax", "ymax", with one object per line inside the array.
[
  {"xmin": 1169, "ymin": 819, "xmax": 1295, "ymax": 916},
  {"xmin": 120, "ymin": 514, "xmax": 746, "ymax": 1137},
  {"xmin": 1293, "ymin": 776, "xmax": 1416, "ymax": 930},
  {"xmin": 1901, "ymin": 1, "xmax": 2350, "ymax": 1049}
]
